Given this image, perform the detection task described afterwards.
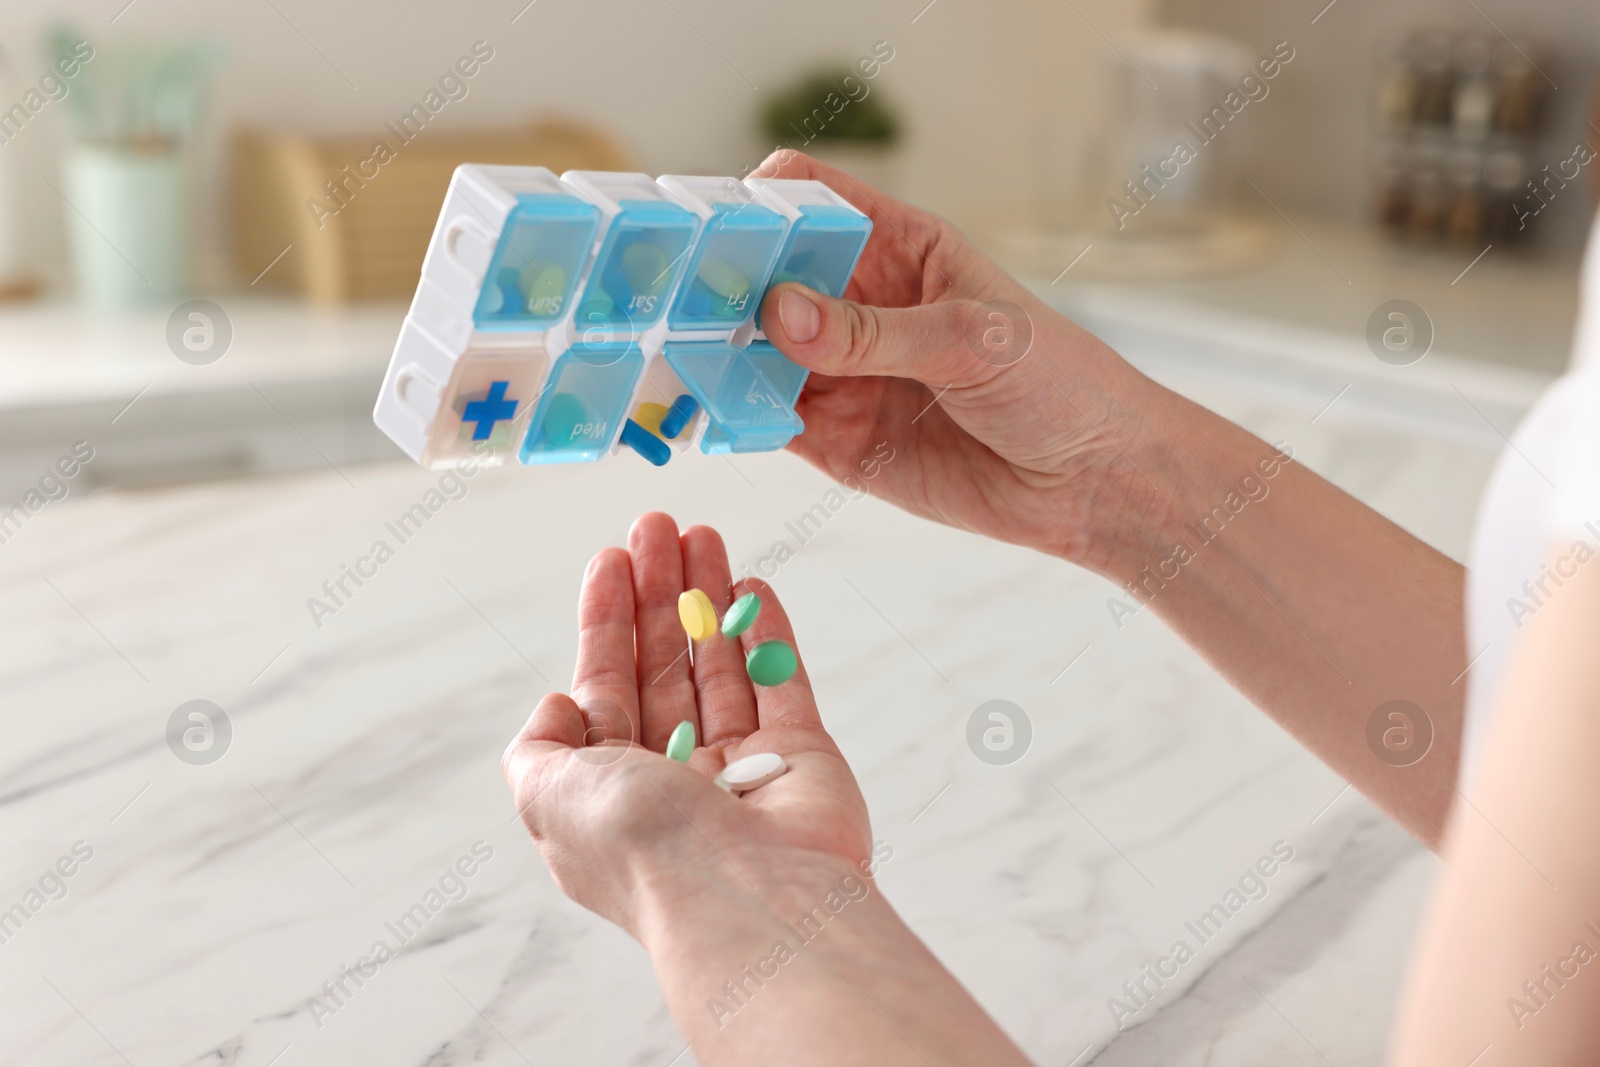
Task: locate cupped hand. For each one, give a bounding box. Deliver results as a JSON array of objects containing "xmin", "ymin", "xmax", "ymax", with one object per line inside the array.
[
  {"xmin": 751, "ymin": 150, "xmax": 1165, "ymax": 569},
  {"xmin": 502, "ymin": 513, "xmax": 871, "ymax": 937}
]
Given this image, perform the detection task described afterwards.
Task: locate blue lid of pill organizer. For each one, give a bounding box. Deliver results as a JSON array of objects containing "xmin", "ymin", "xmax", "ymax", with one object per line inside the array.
[
  {"xmin": 664, "ymin": 342, "xmax": 803, "ymax": 454},
  {"xmin": 742, "ymin": 341, "xmax": 809, "ymax": 404},
  {"xmin": 473, "ymin": 193, "xmax": 600, "ymax": 331},
  {"xmin": 792, "ymin": 204, "xmax": 870, "ymax": 232},
  {"xmin": 668, "ymin": 203, "xmax": 788, "ymax": 331},
  {"xmin": 518, "ymin": 342, "xmax": 644, "ymax": 464},
  {"xmin": 697, "ymin": 340, "xmax": 809, "ymax": 454},
  {"xmin": 756, "ymin": 204, "xmax": 872, "ymax": 327},
  {"xmin": 573, "ymin": 199, "xmax": 699, "ymax": 331}
]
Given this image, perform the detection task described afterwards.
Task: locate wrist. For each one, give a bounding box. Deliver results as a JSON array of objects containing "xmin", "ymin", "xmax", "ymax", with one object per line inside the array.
[
  {"xmin": 1067, "ymin": 380, "xmax": 1297, "ymax": 590},
  {"xmin": 632, "ymin": 841, "xmax": 894, "ymax": 956}
]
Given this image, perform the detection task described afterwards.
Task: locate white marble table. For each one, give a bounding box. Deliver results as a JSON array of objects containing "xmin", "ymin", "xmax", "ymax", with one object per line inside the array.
[{"xmin": 0, "ymin": 347, "xmax": 1520, "ymax": 1066}]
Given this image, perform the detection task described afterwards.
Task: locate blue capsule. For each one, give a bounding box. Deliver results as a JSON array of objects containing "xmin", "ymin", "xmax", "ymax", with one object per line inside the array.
[
  {"xmin": 620, "ymin": 418, "xmax": 671, "ymax": 466},
  {"xmin": 660, "ymin": 394, "xmax": 699, "ymax": 440}
]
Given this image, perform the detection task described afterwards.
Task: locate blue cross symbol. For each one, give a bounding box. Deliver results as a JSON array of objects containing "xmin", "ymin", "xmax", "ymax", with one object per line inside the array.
[{"xmin": 462, "ymin": 381, "xmax": 518, "ymax": 440}]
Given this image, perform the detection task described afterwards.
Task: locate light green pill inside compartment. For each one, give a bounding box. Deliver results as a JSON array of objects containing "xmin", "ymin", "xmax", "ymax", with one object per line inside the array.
[
  {"xmin": 666, "ymin": 719, "xmax": 696, "ymax": 763},
  {"xmin": 720, "ymin": 593, "xmax": 761, "ymax": 637},
  {"xmin": 745, "ymin": 640, "xmax": 797, "ymax": 687},
  {"xmin": 541, "ymin": 393, "xmax": 591, "ymax": 444},
  {"xmin": 522, "ymin": 262, "xmax": 566, "ymax": 305},
  {"xmin": 697, "ymin": 256, "xmax": 751, "ymax": 300},
  {"xmin": 622, "ymin": 242, "xmax": 672, "ymax": 295}
]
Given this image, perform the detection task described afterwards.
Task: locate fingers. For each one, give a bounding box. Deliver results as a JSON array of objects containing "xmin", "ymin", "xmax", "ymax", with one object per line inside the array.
[
  {"xmin": 750, "ymin": 148, "xmax": 886, "ymax": 214},
  {"xmin": 627, "ymin": 513, "xmax": 697, "ymax": 751},
  {"xmin": 760, "ymin": 282, "xmax": 993, "ymax": 389},
  {"xmin": 680, "ymin": 525, "xmax": 759, "ymax": 746},
  {"xmin": 733, "ymin": 577, "xmax": 822, "ymax": 731},
  {"xmin": 501, "ymin": 691, "xmax": 586, "ymax": 834},
  {"xmin": 749, "ymin": 148, "xmax": 935, "ymax": 260},
  {"xmin": 572, "ymin": 547, "xmax": 642, "ymax": 746},
  {"xmin": 503, "ymin": 691, "xmax": 586, "ymax": 770}
]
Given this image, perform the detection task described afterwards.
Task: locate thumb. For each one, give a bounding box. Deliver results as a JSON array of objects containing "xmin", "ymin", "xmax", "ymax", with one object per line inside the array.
[{"xmin": 761, "ymin": 283, "xmax": 1002, "ymax": 386}]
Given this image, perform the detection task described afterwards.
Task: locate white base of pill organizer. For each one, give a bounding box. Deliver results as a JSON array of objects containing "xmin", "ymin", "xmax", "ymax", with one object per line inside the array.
[{"xmin": 373, "ymin": 165, "xmax": 869, "ymax": 470}]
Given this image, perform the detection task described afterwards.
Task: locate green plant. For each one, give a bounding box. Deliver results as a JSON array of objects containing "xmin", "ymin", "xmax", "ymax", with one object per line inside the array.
[{"xmin": 761, "ymin": 68, "xmax": 900, "ymax": 146}]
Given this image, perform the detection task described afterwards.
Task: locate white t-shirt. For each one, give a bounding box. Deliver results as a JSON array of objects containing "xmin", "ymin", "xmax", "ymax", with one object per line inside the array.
[{"xmin": 1464, "ymin": 217, "xmax": 1600, "ymax": 779}]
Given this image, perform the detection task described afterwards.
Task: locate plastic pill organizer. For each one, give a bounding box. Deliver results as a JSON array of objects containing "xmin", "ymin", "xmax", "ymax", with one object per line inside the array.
[{"xmin": 373, "ymin": 167, "xmax": 872, "ymax": 469}]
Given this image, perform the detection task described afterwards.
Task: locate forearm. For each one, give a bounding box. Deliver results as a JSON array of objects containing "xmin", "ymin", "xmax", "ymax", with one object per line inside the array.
[
  {"xmin": 637, "ymin": 849, "xmax": 1033, "ymax": 1066},
  {"xmin": 1080, "ymin": 378, "xmax": 1466, "ymax": 846}
]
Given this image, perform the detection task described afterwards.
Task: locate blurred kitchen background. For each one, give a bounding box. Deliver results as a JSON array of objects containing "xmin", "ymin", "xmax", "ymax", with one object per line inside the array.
[
  {"xmin": 0, "ymin": 0, "xmax": 1595, "ymax": 497},
  {"xmin": 5, "ymin": 4, "xmax": 1599, "ymax": 1064}
]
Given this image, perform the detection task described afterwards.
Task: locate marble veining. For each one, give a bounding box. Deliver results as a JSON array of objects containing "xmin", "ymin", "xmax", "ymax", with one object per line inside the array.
[{"xmin": 0, "ymin": 358, "xmax": 1511, "ymax": 1066}]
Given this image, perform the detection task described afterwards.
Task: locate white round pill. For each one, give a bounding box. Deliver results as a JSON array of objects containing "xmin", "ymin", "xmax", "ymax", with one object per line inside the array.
[{"xmin": 715, "ymin": 752, "xmax": 788, "ymax": 794}]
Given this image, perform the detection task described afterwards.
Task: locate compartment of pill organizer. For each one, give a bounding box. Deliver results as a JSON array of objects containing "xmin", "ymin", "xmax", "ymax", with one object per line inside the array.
[
  {"xmin": 625, "ymin": 355, "xmax": 706, "ymax": 456},
  {"xmin": 746, "ymin": 178, "xmax": 872, "ymax": 328},
  {"xmin": 418, "ymin": 166, "xmax": 579, "ymax": 323},
  {"xmin": 696, "ymin": 341, "xmax": 809, "ymax": 455},
  {"xmin": 422, "ymin": 349, "xmax": 550, "ymax": 467},
  {"xmin": 471, "ymin": 193, "xmax": 599, "ymax": 331},
  {"xmin": 663, "ymin": 342, "xmax": 802, "ymax": 455},
  {"xmin": 519, "ymin": 341, "xmax": 644, "ymax": 464},
  {"xmin": 657, "ymin": 176, "xmax": 788, "ymax": 333},
  {"xmin": 562, "ymin": 172, "xmax": 699, "ymax": 334}
]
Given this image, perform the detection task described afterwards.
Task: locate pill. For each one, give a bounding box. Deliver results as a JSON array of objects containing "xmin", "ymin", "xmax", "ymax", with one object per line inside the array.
[
  {"xmin": 666, "ymin": 719, "xmax": 696, "ymax": 763},
  {"xmin": 620, "ymin": 419, "xmax": 670, "ymax": 466},
  {"xmin": 492, "ymin": 267, "xmax": 523, "ymax": 313},
  {"xmin": 715, "ymin": 752, "xmax": 788, "ymax": 794},
  {"xmin": 633, "ymin": 402, "xmax": 670, "ymax": 437},
  {"xmin": 622, "ymin": 242, "xmax": 671, "ymax": 295},
  {"xmin": 745, "ymin": 640, "xmax": 797, "ymax": 686},
  {"xmin": 678, "ymin": 588, "xmax": 718, "ymax": 640},
  {"xmin": 697, "ymin": 257, "xmax": 750, "ymax": 300},
  {"xmin": 720, "ymin": 592, "xmax": 760, "ymax": 637},
  {"xmin": 683, "ymin": 287, "xmax": 713, "ymax": 317},
  {"xmin": 522, "ymin": 262, "xmax": 566, "ymax": 306},
  {"xmin": 539, "ymin": 393, "xmax": 590, "ymax": 445},
  {"xmin": 660, "ymin": 394, "xmax": 699, "ymax": 439},
  {"xmin": 578, "ymin": 292, "xmax": 616, "ymax": 322}
]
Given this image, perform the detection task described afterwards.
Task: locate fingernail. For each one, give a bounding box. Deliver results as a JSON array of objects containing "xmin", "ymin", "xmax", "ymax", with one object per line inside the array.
[{"xmin": 779, "ymin": 289, "xmax": 821, "ymax": 344}]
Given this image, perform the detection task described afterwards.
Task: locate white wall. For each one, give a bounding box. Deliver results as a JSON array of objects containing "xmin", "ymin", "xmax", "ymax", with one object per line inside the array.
[{"xmin": 0, "ymin": 0, "xmax": 1154, "ymax": 289}]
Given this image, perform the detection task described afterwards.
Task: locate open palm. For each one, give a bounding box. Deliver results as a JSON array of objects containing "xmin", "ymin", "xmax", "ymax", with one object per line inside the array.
[{"xmin": 503, "ymin": 513, "xmax": 872, "ymax": 932}]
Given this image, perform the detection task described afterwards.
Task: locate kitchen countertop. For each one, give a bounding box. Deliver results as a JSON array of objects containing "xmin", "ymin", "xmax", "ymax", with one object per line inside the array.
[
  {"xmin": 0, "ymin": 212, "xmax": 1575, "ymax": 503},
  {"xmin": 0, "ymin": 343, "xmax": 1512, "ymax": 1065}
]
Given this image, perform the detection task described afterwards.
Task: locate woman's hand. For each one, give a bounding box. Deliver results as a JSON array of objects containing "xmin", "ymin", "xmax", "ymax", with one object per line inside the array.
[
  {"xmin": 501, "ymin": 512, "xmax": 872, "ymax": 938},
  {"xmin": 753, "ymin": 149, "xmax": 1163, "ymax": 571},
  {"xmin": 502, "ymin": 513, "xmax": 1034, "ymax": 1065},
  {"xmin": 753, "ymin": 152, "xmax": 1470, "ymax": 849}
]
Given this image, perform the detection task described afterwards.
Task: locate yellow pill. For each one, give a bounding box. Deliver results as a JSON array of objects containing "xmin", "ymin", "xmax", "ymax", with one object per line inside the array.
[
  {"xmin": 634, "ymin": 402, "xmax": 670, "ymax": 438},
  {"xmin": 678, "ymin": 588, "xmax": 718, "ymax": 640}
]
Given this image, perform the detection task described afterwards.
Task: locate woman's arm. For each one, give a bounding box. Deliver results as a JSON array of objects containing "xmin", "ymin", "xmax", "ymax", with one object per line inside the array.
[
  {"xmin": 1105, "ymin": 383, "xmax": 1467, "ymax": 846},
  {"xmin": 1388, "ymin": 544, "xmax": 1600, "ymax": 1065},
  {"xmin": 638, "ymin": 848, "xmax": 1031, "ymax": 1065},
  {"xmin": 754, "ymin": 150, "xmax": 1466, "ymax": 846},
  {"xmin": 502, "ymin": 515, "xmax": 1031, "ymax": 1065}
]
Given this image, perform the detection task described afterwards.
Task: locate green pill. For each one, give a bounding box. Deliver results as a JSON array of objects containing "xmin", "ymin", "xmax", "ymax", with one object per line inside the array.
[
  {"xmin": 745, "ymin": 640, "xmax": 797, "ymax": 687},
  {"xmin": 721, "ymin": 593, "xmax": 761, "ymax": 637},
  {"xmin": 622, "ymin": 242, "xmax": 671, "ymax": 295},
  {"xmin": 696, "ymin": 256, "xmax": 750, "ymax": 300},
  {"xmin": 539, "ymin": 393, "xmax": 590, "ymax": 444},
  {"xmin": 577, "ymin": 292, "xmax": 615, "ymax": 322},
  {"xmin": 521, "ymin": 262, "xmax": 566, "ymax": 307},
  {"xmin": 666, "ymin": 719, "xmax": 696, "ymax": 763}
]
